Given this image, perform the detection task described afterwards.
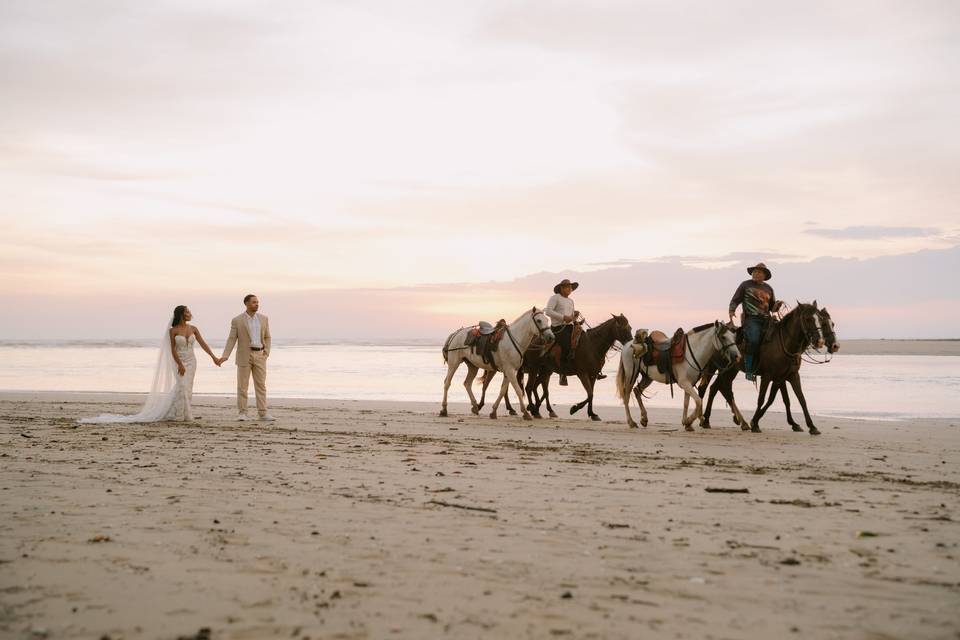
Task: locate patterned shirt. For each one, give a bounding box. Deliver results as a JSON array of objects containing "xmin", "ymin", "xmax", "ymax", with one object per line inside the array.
[{"xmin": 729, "ymin": 280, "xmax": 777, "ymax": 317}]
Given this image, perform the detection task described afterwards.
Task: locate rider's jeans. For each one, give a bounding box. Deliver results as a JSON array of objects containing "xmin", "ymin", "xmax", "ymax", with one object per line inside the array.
[{"xmin": 743, "ymin": 315, "xmax": 765, "ymax": 375}]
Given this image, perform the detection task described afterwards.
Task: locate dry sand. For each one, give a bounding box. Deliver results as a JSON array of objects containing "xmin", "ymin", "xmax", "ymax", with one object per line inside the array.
[{"xmin": 1, "ymin": 392, "xmax": 958, "ymax": 640}]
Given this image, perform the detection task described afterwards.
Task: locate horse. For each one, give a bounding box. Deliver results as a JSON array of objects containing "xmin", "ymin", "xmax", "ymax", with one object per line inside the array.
[
  {"xmin": 697, "ymin": 302, "xmax": 826, "ymax": 434},
  {"xmin": 439, "ymin": 308, "xmax": 554, "ymax": 420},
  {"xmin": 616, "ymin": 321, "xmax": 740, "ymax": 430},
  {"xmin": 748, "ymin": 306, "xmax": 839, "ymax": 432},
  {"xmin": 520, "ymin": 314, "xmax": 633, "ymax": 421},
  {"xmin": 698, "ymin": 306, "xmax": 839, "ymax": 431}
]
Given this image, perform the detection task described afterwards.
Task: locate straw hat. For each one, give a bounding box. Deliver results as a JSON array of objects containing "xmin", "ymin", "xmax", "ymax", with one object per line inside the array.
[{"xmin": 553, "ymin": 278, "xmax": 579, "ymax": 294}]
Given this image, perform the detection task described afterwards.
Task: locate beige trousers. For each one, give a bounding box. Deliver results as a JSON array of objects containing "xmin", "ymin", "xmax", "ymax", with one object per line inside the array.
[{"xmin": 237, "ymin": 351, "xmax": 268, "ymax": 416}]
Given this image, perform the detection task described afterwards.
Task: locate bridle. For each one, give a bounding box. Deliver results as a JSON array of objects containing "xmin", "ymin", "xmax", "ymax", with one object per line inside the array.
[
  {"xmin": 506, "ymin": 309, "xmax": 552, "ymax": 355},
  {"xmin": 778, "ymin": 306, "xmax": 824, "ymax": 358},
  {"xmin": 714, "ymin": 323, "xmax": 739, "ymax": 369}
]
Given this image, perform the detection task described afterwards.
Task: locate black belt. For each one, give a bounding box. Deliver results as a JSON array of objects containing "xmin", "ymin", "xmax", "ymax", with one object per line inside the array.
[{"xmin": 250, "ymin": 346, "xmax": 264, "ymax": 351}]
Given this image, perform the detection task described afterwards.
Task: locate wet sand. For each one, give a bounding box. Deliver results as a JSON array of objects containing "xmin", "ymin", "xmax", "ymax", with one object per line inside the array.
[
  {"xmin": 1, "ymin": 392, "xmax": 958, "ymax": 639},
  {"xmin": 838, "ymin": 339, "xmax": 960, "ymax": 356}
]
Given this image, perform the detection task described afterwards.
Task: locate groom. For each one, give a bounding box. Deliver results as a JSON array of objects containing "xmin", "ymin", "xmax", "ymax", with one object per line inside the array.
[{"xmin": 220, "ymin": 294, "xmax": 274, "ymax": 421}]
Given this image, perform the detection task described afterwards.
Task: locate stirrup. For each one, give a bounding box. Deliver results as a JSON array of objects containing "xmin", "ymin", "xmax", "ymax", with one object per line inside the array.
[{"xmin": 597, "ymin": 372, "xmax": 607, "ymax": 380}]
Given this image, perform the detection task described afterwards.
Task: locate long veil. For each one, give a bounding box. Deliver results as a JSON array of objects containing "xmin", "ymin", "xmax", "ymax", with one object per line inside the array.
[{"xmin": 79, "ymin": 324, "xmax": 178, "ymax": 424}]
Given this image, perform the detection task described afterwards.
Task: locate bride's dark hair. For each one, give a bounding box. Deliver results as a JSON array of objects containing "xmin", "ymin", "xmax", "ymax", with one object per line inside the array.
[{"xmin": 171, "ymin": 305, "xmax": 188, "ymax": 327}]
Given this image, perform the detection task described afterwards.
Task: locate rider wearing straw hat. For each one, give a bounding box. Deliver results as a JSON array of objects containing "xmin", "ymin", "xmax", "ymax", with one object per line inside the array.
[
  {"xmin": 546, "ymin": 278, "xmax": 581, "ymax": 386},
  {"xmin": 729, "ymin": 262, "xmax": 782, "ymax": 381}
]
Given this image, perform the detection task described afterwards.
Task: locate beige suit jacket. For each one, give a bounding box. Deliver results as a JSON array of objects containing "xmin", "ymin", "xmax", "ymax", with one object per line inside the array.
[{"xmin": 221, "ymin": 313, "xmax": 271, "ymax": 367}]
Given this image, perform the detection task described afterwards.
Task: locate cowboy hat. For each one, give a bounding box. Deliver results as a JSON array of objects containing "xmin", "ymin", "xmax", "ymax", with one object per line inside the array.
[
  {"xmin": 746, "ymin": 262, "xmax": 772, "ymax": 281},
  {"xmin": 553, "ymin": 278, "xmax": 579, "ymax": 294}
]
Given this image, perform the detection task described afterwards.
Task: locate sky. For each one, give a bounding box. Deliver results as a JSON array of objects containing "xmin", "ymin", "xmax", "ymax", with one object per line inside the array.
[{"xmin": 1, "ymin": 1, "xmax": 958, "ymax": 339}]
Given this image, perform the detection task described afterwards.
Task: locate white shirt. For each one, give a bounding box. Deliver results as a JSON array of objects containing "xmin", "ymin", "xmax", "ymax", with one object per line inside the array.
[
  {"xmin": 244, "ymin": 312, "xmax": 263, "ymax": 348},
  {"xmin": 545, "ymin": 293, "xmax": 575, "ymax": 326}
]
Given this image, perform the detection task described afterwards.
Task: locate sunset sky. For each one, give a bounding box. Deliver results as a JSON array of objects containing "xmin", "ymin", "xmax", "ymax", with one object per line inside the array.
[{"xmin": 2, "ymin": 1, "xmax": 957, "ymax": 339}]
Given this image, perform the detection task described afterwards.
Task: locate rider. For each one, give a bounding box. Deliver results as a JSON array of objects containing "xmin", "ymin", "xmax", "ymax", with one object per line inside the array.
[
  {"xmin": 729, "ymin": 262, "xmax": 782, "ymax": 381},
  {"xmin": 545, "ymin": 279, "xmax": 578, "ymax": 386}
]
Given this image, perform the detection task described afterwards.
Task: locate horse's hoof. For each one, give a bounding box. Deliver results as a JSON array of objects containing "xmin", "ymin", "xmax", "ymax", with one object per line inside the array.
[
  {"xmin": 732, "ymin": 415, "xmax": 742, "ymax": 426},
  {"xmin": 532, "ymin": 412, "xmax": 542, "ymax": 419},
  {"xmin": 470, "ymin": 406, "xmax": 479, "ymax": 415},
  {"xmin": 628, "ymin": 420, "xmax": 638, "ymax": 429},
  {"xmin": 569, "ymin": 406, "xmax": 577, "ymax": 415},
  {"xmin": 590, "ymin": 415, "xmax": 601, "ymax": 422},
  {"xmin": 489, "ymin": 412, "xmax": 497, "ymax": 420},
  {"xmin": 809, "ymin": 426, "xmax": 820, "ymax": 436},
  {"xmin": 701, "ymin": 422, "xmax": 711, "ymax": 429},
  {"xmin": 522, "ymin": 413, "xmax": 533, "ymax": 422},
  {"xmin": 791, "ymin": 425, "xmax": 803, "ymax": 432},
  {"xmin": 548, "ymin": 411, "xmax": 558, "ymax": 419},
  {"xmin": 439, "ymin": 409, "xmax": 447, "ymax": 417},
  {"xmin": 508, "ymin": 409, "xmax": 517, "ymax": 416},
  {"xmin": 684, "ymin": 425, "xmax": 695, "ymax": 432},
  {"xmin": 640, "ymin": 418, "xmax": 648, "ymax": 428},
  {"xmin": 750, "ymin": 425, "xmax": 762, "ymax": 433}
]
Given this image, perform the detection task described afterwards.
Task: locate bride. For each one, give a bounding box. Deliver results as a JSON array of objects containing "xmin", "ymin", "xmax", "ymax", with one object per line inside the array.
[{"xmin": 81, "ymin": 305, "xmax": 222, "ymax": 423}]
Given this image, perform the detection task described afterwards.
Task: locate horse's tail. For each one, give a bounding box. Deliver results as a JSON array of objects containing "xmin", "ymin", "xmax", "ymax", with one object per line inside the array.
[
  {"xmin": 616, "ymin": 356, "xmax": 627, "ymax": 400},
  {"xmin": 441, "ymin": 330, "xmax": 457, "ymax": 363}
]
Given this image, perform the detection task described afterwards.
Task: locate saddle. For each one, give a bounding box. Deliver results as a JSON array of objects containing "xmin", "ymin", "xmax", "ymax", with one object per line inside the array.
[
  {"xmin": 642, "ymin": 328, "xmax": 686, "ymax": 382},
  {"xmin": 465, "ymin": 319, "xmax": 507, "ymax": 365},
  {"xmin": 547, "ymin": 322, "xmax": 584, "ymax": 372}
]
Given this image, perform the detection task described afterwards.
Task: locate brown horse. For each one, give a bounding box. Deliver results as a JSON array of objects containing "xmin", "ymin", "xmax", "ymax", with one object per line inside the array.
[
  {"xmin": 699, "ymin": 306, "xmax": 839, "ymax": 431},
  {"xmin": 698, "ymin": 302, "xmax": 827, "ymax": 434},
  {"xmin": 521, "ymin": 314, "xmax": 633, "ymax": 421}
]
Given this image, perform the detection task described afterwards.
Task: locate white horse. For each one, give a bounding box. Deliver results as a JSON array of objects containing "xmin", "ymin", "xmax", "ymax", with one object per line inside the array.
[
  {"xmin": 616, "ymin": 321, "xmax": 740, "ymax": 431},
  {"xmin": 440, "ymin": 308, "xmax": 554, "ymax": 421}
]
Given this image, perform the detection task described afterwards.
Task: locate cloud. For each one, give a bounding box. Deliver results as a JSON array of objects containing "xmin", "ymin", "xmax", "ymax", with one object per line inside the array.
[{"xmin": 804, "ymin": 226, "xmax": 942, "ymax": 240}]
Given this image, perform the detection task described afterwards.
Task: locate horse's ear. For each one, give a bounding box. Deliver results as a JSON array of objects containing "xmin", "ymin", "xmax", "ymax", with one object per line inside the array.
[
  {"xmin": 821, "ymin": 306, "xmax": 828, "ymax": 313},
  {"xmin": 812, "ymin": 299, "xmax": 818, "ymax": 309}
]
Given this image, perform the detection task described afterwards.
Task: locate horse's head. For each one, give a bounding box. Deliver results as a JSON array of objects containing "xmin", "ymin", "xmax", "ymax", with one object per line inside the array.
[
  {"xmin": 713, "ymin": 319, "xmax": 741, "ymax": 369},
  {"xmin": 531, "ymin": 307, "xmax": 555, "ymax": 343},
  {"xmin": 794, "ymin": 301, "xmax": 826, "ymax": 350},
  {"xmin": 818, "ymin": 306, "xmax": 839, "ymax": 353},
  {"xmin": 611, "ymin": 313, "xmax": 633, "ymax": 345}
]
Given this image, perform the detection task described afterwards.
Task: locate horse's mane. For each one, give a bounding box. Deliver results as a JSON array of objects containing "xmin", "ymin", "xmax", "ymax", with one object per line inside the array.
[
  {"xmin": 512, "ymin": 307, "xmax": 542, "ymax": 324},
  {"xmin": 781, "ymin": 302, "xmax": 814, "ymax": 322},
  {"xmin": 691, "ymin": 322, "xmax": 713, "ymax": 333}
]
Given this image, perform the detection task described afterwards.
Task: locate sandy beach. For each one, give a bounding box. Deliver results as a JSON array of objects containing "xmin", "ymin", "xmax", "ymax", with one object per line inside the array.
[{"xmin": 1, "ymin": 392, "xmax": 958, "ymax": 639}]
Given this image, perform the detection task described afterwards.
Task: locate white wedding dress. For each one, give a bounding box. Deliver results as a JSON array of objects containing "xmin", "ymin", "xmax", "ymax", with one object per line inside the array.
[{"xmin": 81, "ymin": 330, "xmax": 197, "ymax": 423}]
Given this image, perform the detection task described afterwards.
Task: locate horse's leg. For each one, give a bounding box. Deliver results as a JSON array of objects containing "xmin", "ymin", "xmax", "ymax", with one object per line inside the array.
[
  {"xmin": 489, "ymin": 374, "xmax": 509, "ymax": 420},
  {"xmin": 523, "ymin": 369, "xmax": 541, "ymax": 418},
  {"xmin": 676, "ymin": 376, "xmax": 702, "ymax": 431},
  {"xmin": 786, "ymin": 371, "xmax": 819, "ymax": 435},
  {"xmin": 722, "ymin": 378, "xmax": 748, "ymax": 431},
  {"xmin": 750, "ymin": 377, "xmax": 772, "ymax": 432},
  {"xmin": 440, "ymin": 359, "xmax": 460, "ymax": 417},
  {"xmin": 467, "ymin": 365, "xmax": 482, "ymax": 414},
  {"xmin": 507, "ymin": 366, "xmax": 533, "ymax": 421},
  {"xmin": 539, "ymin": 371, "xmax": 557, "ymax": 418},
  {"xmin": 633, "ymin": 375, "xmax": 651, "ymax": 427},
  {"xmin": 504, "ymin": 373, "xmax": 517, "ymax": 416},
  {"xmin": 569, "ymin": 371, "xmax": 592, "ymax": 416},
  {"xmin": 779, "ymin": 382, "xmax": 801, "ymax": 431},
  {"xmin": 581, "ymin": 373, "xmax": 600, "ymax": 421}
]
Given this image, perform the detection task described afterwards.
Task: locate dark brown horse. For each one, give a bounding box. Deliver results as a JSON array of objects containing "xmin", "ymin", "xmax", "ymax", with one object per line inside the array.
[
  {"xmin": 698, "ymin": 302, "xmax": 827, "ymax": 434},
  {"xmin": 520, "ymin": 314, "xmax": 633, "ymax": 421}
]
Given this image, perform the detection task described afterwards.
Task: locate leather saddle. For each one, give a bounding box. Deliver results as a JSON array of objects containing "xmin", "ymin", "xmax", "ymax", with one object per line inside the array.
[
  {"xmin": 642, "ymin": 328, "xmax": 686, "ymax": 381},
  {"xmin": 547, "ymin": 322, "xmax": 584, "ymax": 372},
  {"xmin": 465, "ymin": 319, "xmax": 507, "ymax": 365}
]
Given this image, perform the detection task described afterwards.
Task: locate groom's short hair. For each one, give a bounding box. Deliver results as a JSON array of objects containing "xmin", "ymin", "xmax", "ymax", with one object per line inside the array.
[{"xmin": 243, "ymin": 294, "xmax": 256, "ymax": 304}]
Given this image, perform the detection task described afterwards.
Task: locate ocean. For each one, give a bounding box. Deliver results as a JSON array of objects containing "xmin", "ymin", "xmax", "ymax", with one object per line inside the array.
[{"xmin": 0, "ymin": 340, "xmax": 957, "ymax": 421}]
